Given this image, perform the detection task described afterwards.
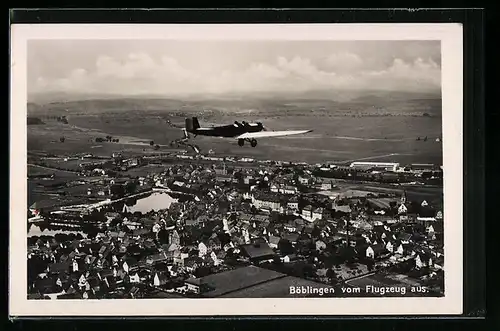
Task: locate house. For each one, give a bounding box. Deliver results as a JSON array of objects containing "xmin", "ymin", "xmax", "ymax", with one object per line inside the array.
[
  {"xmin": 268, "ymin": 235, "xmax": 280, "ymax": 249},
  {"xmin": 280, "ymin": 186, "xmax": 298, "ymax": 195},
  {"xmin": 252, "ymin": 194, "xmax": 282, "ymax": 212},
  {"xmin": 185, "ymin": 219, "xmax": 200, "ymax": 227},
  {"xmin": 366, "ymin": 246, "xmax": 375, "ymax": 259},
  {"xmin": 169, "ymin": 230, "xmax": 181, "ymax": 245},
  {"xmin": 298, "ymin": 176, "xmax": 311, "ymax": 185},
  {"xmin": 385, "ymin": 241, "xmax": 394, "ymax": 253},
  {"xmin": 184, "ymin": 256, "xmax": 204, "ymax": 272},
  {"xmin": 281, "ymin": 254, "xmax": 298, "ymax": 263},
  {"xmin": 270, "ymin": 184, "xmax": 279, "ymax": 193},
  {"xmin": 415, "ymin": 252, "xmax": 433, "ymax": 269},
  {"xmin": 72, "ymin": 259, "xmax": 80, "ymax": 273},
  {"xmin": 301, "ymin": 205, "xmax": 313, "ymax": 220},
  {"xmin": 398, "ymin": 233, "xmax": 412, "ymax": 244},
  {"xmin": 198, "ymin": 242, "xmax": 208, "ymax": 257},
  {"xmin": 183, "ymin": 277, "xmax": 214, "ymax": 295},
  {"xmin": 415, "ymin": 255, "xmax": 425, "ymax": 269},
  {"xmin": 132, "ymin": 228, "xmax": 149, "ymax": 238},
  {"xmin": 129, "ymin": 273, "xmax": 141, "ymax": 283},
  {"xmin": 284, "ymin": 221, "xmax": 297, "ymax": 233},
  {"xmin": 153, "ymin": 272, "xmax": 169, "ymax": 287},
  {"xmin": 417, "ymin": 216, "xmax": 437, "ymax": 226},
  {"xmin": 287, "ymin": 197, "xmax": 299, "ymax": 211},
  {"xmin": 432, "ymin": 255, "xmax": 444, "ymax": 270},
  {"xmin": 282, "ymin": 233, "xmax": 299, "ymax": 245},
  {"xmin": 312, "ymin": 208, "xmax": 324, "ymax": 221},
  {"xmin": 146, "ymin": 252, "xmax": 169, "ymax": 265},
  {"xmin": 436, "ymin": 211, "xmax": 443, "ymax": 220},
  {"xmin": 315, "ymin": 240, "xmax": 326, "ymax": 251},
  {"xmin": 302, "ymin": 226, "xmax": 314, "ymax": 237},
  {"xmin": 366, "ymin": 244, "xmax": 388, "ymax": 259},
  {"xmin": 244, "ymin": 175, "xmax": 255, "ymax": 185},
  {"xmin": 47, "ymin": 262, "xmax": 71, "ymax": 275},
  {"xmin": 210, "ymin": 251, "xmax": 220, "ymax": 266},
  {"xmin": 208, "ymin": 237, "xmax": 222, "ymax": 251},
  {"xmin": 332, "ymin": 204, "xmax": 351, "ymax": 215}
]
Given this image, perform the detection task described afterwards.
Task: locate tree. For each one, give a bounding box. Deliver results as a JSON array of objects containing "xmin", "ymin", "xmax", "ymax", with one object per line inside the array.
[
  {"xmin": 54, "ymin": 233, "xmax": 70, "ymax": 243},
  {"xmin": 109, "ymin": 217, "xmax": 122, "ymax": 228},
  {"xmin": 217, "ymin": 232, "xmax": 231, "ymax": 246},
  {"xmin": 326, "ymin": 268, "xmax": 339, "ymax": 285},
  {"xmin": 278, "ymin": 239, "xmax": 294, "ymax": 255},
  {"xmin": 366, "ymin": 259, "xmax": 375, "ymax": 271},
  {"xmin": 110, "ymin": 184, "xmax": 126, "ymax": 197},
  {"xmin": 59, "ymin": 136, "xmax": 65, "ymax": 143},
  {"xmin": 125, "ymin": 181, "xmax": 138, "ymax": 194},
  {"xmin": 84, "ymin": 225, "xmax": 99, "ymax": 239},
  {"xmin": 150, "ymin": 140, "xmax": 155, "ymax": 146},
  {"xmin": 157, "ymin": 229, "xmax": 169, "ymax": 244},
  {"xmin": 194, "ymin": 266, "xmax": 211, "ymax": 278},
  {"xmin": 270, "ymin": 211, "xmax": 280, "ymax": 223}
]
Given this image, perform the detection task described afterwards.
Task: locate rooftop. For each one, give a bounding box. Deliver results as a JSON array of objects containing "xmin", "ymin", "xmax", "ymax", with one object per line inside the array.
[
  {"xmin": 220, "ymin": 275, "xmax": 335, "ymax": 298},
  {"xmin": 185, "ymin": 265, "xmax": 286, "ymax": 297}
]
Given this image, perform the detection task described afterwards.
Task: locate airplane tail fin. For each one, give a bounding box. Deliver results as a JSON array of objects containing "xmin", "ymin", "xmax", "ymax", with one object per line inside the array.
[{"xmin": 185, "ymin": 117, "xmax": 201, "ymax": 132}]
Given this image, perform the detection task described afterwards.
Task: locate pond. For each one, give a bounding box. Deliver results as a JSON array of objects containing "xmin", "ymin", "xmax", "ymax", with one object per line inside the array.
[
  {"xmin": 28, "ymin": 223, "xmax": 87, "ymax": 238},
  {"xmin": 123, "ymin": 192, "xmax": 178, "ymax": 214}
]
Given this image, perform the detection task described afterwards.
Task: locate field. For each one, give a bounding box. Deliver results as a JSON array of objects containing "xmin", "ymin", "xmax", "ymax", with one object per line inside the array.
[{"xmin": 26, "ymin": 95, "xmax": 443, "ymax": 165}]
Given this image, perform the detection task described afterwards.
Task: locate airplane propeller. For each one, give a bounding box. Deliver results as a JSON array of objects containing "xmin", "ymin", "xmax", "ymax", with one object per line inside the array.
[{"xmin": 234, "ymin": 121, "xmax": 249, "ymax": 128}]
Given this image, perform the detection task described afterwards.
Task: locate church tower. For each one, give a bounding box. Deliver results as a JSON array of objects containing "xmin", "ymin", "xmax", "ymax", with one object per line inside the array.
[{"xmin": 400, "ymin": 190, "xmax": 407, "ymax": 204}]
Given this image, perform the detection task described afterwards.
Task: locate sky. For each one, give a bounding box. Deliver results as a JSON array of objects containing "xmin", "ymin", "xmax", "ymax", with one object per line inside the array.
[{"xmin": 28, "ymin": 40, "xmax": 441, "ymax": 97}]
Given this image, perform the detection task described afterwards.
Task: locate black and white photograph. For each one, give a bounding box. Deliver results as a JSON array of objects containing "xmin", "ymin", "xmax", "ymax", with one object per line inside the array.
[{"xmin": 10, "ymin": 23, "xmax": 463, "ymax": 316}]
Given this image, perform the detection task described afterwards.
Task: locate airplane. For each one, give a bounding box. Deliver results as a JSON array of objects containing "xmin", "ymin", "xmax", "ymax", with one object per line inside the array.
[{"xmin": 168, "ymin": 117, "xmax": 313, "ymax": 148}]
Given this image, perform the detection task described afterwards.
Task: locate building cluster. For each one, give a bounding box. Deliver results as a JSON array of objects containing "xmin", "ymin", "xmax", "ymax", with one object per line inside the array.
[{"xmin": 28, "ymin": 154, "xmax": 445, "ymax": 299}]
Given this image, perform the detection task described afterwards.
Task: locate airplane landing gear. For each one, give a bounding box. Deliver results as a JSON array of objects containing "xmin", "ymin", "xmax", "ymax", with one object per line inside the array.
[{"xmin": 238, "ymin": 138, "xmax": 257, "ymax": 147}]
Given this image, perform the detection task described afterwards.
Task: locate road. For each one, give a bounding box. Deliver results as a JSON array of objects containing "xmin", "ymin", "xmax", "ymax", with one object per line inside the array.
[{"xmin": 28, "ymin": 163, "xmax": 80, "ymax": 174}]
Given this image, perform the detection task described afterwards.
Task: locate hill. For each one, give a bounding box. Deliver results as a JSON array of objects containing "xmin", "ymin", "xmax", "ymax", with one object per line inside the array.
[{"xmin": 26, "ymin": 90, "xmax": 442, "ymax": 118}]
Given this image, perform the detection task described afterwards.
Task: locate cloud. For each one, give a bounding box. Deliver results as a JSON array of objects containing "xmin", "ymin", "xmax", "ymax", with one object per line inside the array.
[
  {"xmin": 324, "ymin": 52, "xmax": 364, "ymax": 73},
  {"xmin": 32, "ymin": 52, "xmax": 441, "ymax": 96},
  {"xmin": 362, "ymin": 57, "xmax": 441, "ymax": 91}
]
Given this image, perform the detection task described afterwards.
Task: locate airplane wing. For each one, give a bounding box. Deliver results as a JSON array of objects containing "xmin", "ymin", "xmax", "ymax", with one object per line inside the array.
[{"xmin": 236, "ymin": 130, "xmax": 313, "ymax": 140}]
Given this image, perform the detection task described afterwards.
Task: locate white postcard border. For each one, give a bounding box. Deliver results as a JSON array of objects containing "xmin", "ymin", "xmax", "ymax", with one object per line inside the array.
[{"xmin": 10, "ymin": 23, "xmax": 463, "ymax": 316}]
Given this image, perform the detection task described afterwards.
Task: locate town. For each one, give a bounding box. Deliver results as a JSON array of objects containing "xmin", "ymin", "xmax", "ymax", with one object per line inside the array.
[{"xmin": 27, "ymin": 151, "xmax": 444, "ymax": 300}]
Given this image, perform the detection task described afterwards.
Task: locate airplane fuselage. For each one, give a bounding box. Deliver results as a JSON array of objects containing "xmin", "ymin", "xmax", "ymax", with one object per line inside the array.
[
  {"xmin": 185, "ymin": 117, "xmax": 264, "ymax": 138},
  {"xmin": 188, "ymin": 123, "xmax": 263, "ymax": 138}
]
